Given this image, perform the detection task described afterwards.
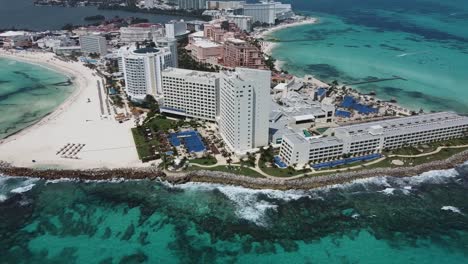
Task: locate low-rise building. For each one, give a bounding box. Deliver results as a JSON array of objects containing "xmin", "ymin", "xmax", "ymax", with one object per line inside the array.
[
  {"xmin": 54, "ymin": 46, "xmax": 82, "ymax": 56},
  {"xmin": 186, "ymin": 31, "xmax": 224, "ymax": 64},
  {"xmin": 36, "ymin": 36, "xmax": 76, "ymax": 50},
  {"xmin": 279, "ymin": 112, "xmax": 468, "ymax": 167},
  {"xmin": 269, "ymin": 90, "xmax": 335, "ymax": 145},
  {"xmin": 161, "ymin": 68, "xmax": 220, "ymax": 121},
  {"xmin": 0, "ymin": 31, "xmax": 32, "ymax": 48}
]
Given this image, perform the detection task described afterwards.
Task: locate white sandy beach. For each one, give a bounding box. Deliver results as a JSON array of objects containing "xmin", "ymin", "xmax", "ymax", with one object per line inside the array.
[
  {"xmin": 257, "ymin": 17, "xmax": 318, "ymax": 56},
  {"xmin": 0, "ymin": 50, "xmax": 141, "ymax": 169},
  {"xmin": 255, "ymin": 17, "xmax": 329, "ymax": 88}
]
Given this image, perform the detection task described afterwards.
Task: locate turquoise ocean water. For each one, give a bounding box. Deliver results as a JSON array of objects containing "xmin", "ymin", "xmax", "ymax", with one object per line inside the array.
[
  {"xmin": 0, "ymin": 58, "xmax": 74, "ymax": 139},
  {"xmin": 270, "ymin": 0, "xmax": 468, "ymax": 113},
  {"xmin": 1, "ymin": 164, "xmax": 468, "ymax": 263}
]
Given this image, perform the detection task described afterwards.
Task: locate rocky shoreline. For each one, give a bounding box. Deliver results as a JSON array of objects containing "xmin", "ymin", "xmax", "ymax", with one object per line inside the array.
[{"xmin": 1, "ymin": 149, "xmax": 468, "ymax": 190}]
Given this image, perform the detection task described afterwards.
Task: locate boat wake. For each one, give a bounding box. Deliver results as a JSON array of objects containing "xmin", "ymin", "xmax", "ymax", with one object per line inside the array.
[{"xmin": 397, "ymin": 50, "xmax": 429, "ymax": 57}]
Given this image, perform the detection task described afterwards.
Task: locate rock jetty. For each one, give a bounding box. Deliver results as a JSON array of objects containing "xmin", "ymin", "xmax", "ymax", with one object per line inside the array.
[{"xmin": 1, "ymin": 149, "xmax": 467, "ymax": 190}]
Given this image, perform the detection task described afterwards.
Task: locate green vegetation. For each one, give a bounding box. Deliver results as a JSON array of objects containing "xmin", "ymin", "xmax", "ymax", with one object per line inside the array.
[
  {"xmin": 390, "ymin": 146, "xmax": 423, "ymax": 156},
  {"xmin": 264, "ymin": 55, "xmax": 277, "ymax": 72},
  {"xmin": 110, "ymin": 95, "xmax": 124, "ymax": 108},
  {"xmin": 260, "ymin": 165, "xmax": 308, "ymax": 177},
  {"xmin": 130, "ymin": 96, "xmax": 176, "ymax": 161},
  {"xmin": 397, "ymin": 147, "xmax": 468, "ymax": 166},
  {"xmin": 144, "ymin": 115, "xmax": 175, "ymax": 133},
  {"xmin": 258, "ymin": 147, "xmax": 308, "ymax": 177},
  {"xmin": 190, "ymin": 155, "xmax": 217, "ymax": 166},
  {"xmin": 131, "ymin": 128, "xmax": 155, "ymax": 160},
  {"xmin": 88, "ymin": 52, "xmax": 100, "ymax": 59},
  {"xmin": 187, "ymin": 165, "xmax": 264, "ymax": 178},
  {"xmin": 178, "ymin": 48, "xmax": 220, "ymax": 72}
]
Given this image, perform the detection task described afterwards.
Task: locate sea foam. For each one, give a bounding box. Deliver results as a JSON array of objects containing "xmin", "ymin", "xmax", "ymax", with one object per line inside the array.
[
  {"xmin": 173, "ymin": 182, "xmax": 310, "ymax": 226},
  {"xmin": 10, "ymin": 184, "xmax": 36, "ymax": 194},
  {"xmin": 441, "ymin": 206, "xmax": 463, "ymax": 215}
]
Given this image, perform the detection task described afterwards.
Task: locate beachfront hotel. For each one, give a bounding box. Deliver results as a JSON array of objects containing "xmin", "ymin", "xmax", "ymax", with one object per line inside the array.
[
  {"xmin": 279, "ymin": 112, "xmax": 468, "ymax": 166},
  {"xmin": 223, "ymin": 38, "xmax": 265, "ymax": 69},
  {"xmin": 119, "ymin": 23, "xmax": 164, "ymax": 44},
  {"xmin": 153, "ymin": 37, "xmax": 179, "ymax": 68},
  {"xmin": 219, "ymin": 68, "xmax": 271, "ymax": 155},
  {"xmin": 79, "ymin": 35, "xmax": 107, "ymax": 55},
  {"xmin": 186, "ymin": 31, "xmax": 224, "ymax": 64},
  {"xmin": 226, "ymin": 15, "xmax": 253, "ymax": 32},
  {"xmin": 161, "ymin": 68, "xmax": 220, "ymax": 121},
  {"xmin": 119, "ymin": 46, "xmax": 175, "ymax": 101},
  {"xmin": 242, "ymin": 2, "xmax": 276, "ymax": 24}
]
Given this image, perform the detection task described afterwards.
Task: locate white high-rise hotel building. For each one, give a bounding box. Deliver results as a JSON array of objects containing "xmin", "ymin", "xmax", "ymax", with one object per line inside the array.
[
  {"xmin": 79, "ymin": 35, "xmax": 107, "ymax": 55},
  {"xmin": 120, "ymin": 46, "xmax": 175, "ymax": 101},
  {"xmin": 161, "ymin": 68, "xmax": 219, "ymax": 121},
  {"xmin": 219, "ymin": 68, "xmax": 270, "ymax": 154}
]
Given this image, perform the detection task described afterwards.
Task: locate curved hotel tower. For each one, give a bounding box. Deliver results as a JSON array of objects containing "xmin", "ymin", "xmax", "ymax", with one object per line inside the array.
[{"xmin": 119, "ymin": 46, "xmax": 175, "ymax": 101}]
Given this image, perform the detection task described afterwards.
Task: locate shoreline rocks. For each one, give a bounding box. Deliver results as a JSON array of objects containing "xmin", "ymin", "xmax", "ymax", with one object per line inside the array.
[{"xmin": 1, "ymin": 150, "xmax": 468, "ymax": 190}]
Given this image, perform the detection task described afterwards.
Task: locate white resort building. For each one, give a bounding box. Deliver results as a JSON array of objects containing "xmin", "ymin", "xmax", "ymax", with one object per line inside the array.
[
  {"xmin": 161, "ymin": 68, "xmax": 220, "ymax": 121},
  {"xmin": 119, "ymin": 46, "xmax": 175, "ymax": 101},
  {"xmin": 119, "ymin": 23, "xmax": 164, "ymax": 44},
  {"xmin": 219, "ymin": 68, "xmax": 271, "ymax": 155},
  {"xmin": 242, "ymin": 2, "xmax": 276, "ymax": 24},
  {"xmin": 279, "ymin": 112, "xmax": 468, "ymax": 167},
  {"xmin": 79, "ymin": 35, "xmax": 107, "ymax": 55}
]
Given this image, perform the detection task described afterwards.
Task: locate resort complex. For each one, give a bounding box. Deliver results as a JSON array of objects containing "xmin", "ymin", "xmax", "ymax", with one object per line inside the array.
[
  {"xmin": 0, "ymin": 0, "xmax": 467, "ymax": 179},
  {"xmin": 280, "ymin": 112, "xmax": 468, "ymax": 167}
]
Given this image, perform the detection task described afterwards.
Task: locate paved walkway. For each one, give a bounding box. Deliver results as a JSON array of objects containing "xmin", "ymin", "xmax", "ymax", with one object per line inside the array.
[
  {"xmin": 389, "ymin": 144, "xmax": 468, "ymax": 158},
  {"xmin": 186, "ymin": 144, "xmax": 468, "ymax": 181}
]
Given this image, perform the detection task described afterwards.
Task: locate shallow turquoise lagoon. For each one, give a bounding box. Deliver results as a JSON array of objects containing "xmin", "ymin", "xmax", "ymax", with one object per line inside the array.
[
  {"xmin": 270, "ymin": 0, "xmax": 468, "ymax": 113},
  {"xmin": 0, "ymin": 58, "xmax": 74, "ymax": 139}
]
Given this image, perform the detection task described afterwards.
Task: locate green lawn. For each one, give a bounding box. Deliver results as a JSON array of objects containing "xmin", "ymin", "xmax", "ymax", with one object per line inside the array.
[
  {"xmin": 131, "ymin": 128, "xmax": 152, "ymax": 160},
  {"xmin": 190, "ymin": 156, "xmax": 218, "ymax": 165},
  {"xmin": 391, "ymin": 146, "xmax": 423, "ymax": 156},
  {"xmin": 145, "ymin": 116, "xmax": 176, "ymax": 132},
  {"xmin": 259, "ymin": 162, "xmax": 308, "ymax": 177},
  {"xmin": 131, "ymin": 115, "xmax": 176, "ymax": 161},
  {"xmin": 399, "ymin": 147, "xmax": 468, "ymax": 166}
]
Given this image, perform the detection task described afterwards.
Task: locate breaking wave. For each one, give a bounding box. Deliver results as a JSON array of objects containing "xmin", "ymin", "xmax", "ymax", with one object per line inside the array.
[
  {"xmin": 172, "ymin": 182, "xmax": 311, "ymax": 226},
  {"xmin": 441, "ymin": 206, "xmax": 463, "ymax": 215},
  {"xmin": 10, "ymin": 183, "xmax": 36, "ymax": 194}
]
